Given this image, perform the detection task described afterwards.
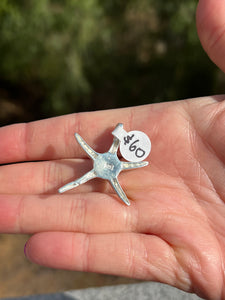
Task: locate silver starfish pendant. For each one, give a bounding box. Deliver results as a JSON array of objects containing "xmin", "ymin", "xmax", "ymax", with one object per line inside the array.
[{"xmin": 58, "ymin": 124, "xmax": 149, "ymax": 205}]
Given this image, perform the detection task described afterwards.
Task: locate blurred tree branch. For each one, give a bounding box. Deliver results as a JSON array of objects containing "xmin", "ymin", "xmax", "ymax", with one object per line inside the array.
[{"xmin": 0, "ymin": 0, "xmax": 224, "ymax": 125}]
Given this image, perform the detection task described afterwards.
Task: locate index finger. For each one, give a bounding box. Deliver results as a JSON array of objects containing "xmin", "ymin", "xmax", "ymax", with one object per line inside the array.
[{"xmin": 0, "ymin": 105, "xmax": 152, "ymax": 164}]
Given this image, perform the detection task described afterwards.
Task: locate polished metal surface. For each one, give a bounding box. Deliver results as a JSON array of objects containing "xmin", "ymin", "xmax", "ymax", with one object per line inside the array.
[{"xmin": 58, "ymin": 124, "xmax": 148, "ymax": 205}]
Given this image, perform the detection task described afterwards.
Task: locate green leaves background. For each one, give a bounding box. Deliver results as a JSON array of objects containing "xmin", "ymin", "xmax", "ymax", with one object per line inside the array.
[{"xmin": 0, "ymin": 0, "xmax": 224, "ymax": 124}]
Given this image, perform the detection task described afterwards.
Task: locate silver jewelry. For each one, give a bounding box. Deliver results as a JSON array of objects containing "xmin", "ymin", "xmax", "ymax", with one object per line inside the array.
[{"xmin": 58, "ymin": 124, "xmax": 149, "ymax": 205}]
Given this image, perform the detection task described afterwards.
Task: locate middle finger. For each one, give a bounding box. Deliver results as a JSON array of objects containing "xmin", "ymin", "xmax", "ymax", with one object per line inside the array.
[
  {"xmin": 0, "ymin": 159, "xmax": 149, "ymax": 194},
  {"xmin": 0, "ymin": 159, "xmax": 107, "ymax": 194}
]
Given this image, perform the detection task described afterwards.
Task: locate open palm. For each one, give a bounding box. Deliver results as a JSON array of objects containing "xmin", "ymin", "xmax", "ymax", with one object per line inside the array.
[
  {"xmin": 1, "ymin": 0, "xmax": 225, "ymax": 299},
  {"xmin": 0, "ymin": 96, "xmax": 225, "ymax": 299}
]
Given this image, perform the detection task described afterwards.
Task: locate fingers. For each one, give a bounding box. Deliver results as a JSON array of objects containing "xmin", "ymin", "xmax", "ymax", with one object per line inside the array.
[
  {"xmin": 196, "ymin": 0, "xmax": 225, "ymax": 73},
  {"xmin": 24, "ymin": 232, "xmax": 183, "ymax": 288},
  {"xmin": 0, "ymin": 181, "xmax": 206, "ymax": 236},
  {"xmin": 0, "ymin": 159, "xmax": 147, "ymax": 194},
  {"xmin": 0, "ymin": 105, "xmax": 152, "ymax": 164},
  {"xmin": 0, "ymin": 159, "xmax": 94, "ymax": 194},
  {"xmin": 0, "ymin": 193, "xmax": 137, "ymax": 234}
]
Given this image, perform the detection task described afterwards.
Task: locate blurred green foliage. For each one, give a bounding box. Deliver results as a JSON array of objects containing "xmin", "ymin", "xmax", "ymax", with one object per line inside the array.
[{"xmin": 0, "ymin": 0, "xmax": 224, "ymax": 124}]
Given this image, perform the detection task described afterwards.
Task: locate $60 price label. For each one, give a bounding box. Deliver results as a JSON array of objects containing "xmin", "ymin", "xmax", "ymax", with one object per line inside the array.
[{"xmin": 112, "ymin": 124, "xmax": 151, "ymax": 162}]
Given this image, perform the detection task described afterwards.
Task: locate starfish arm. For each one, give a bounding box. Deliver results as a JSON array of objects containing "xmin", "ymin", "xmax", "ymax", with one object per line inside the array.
[
  {"xmin": 75, "ymin": 133, "xmax": 98, "ymax": 160},
  {"xmin": 108, "ymin": 137, "xmax": 120, "ymax": 154},
  {"xmin": 58, "ymin": 169, "xmax": 97, "ymax": 193},
  {"xmin": 110, "ymin": 178, "xmax": 130, "ymax": 206},
  {"xmin": 121, "ymin": 161, "xmax": 149, "ymax": 170}
]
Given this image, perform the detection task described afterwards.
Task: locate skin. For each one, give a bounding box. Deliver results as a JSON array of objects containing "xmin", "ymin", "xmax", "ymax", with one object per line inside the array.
[{"xmin": 1, "ymin": 0, "xmax": 225, "ymax": 299}]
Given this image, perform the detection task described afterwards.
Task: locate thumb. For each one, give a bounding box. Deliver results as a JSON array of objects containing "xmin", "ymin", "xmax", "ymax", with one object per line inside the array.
[{"xmin": 196, "ymin": 0, "xmax": 225, "ymax": 73}]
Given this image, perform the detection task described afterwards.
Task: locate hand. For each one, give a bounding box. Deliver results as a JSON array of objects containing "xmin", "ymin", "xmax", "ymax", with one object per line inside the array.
[
  {"xmin": 1, "ymin": 96, "xmax": 225, "ymax": 299},
  {"xmin": 1, "ymin": 0, "xmax": 225, "ymax": 299}
]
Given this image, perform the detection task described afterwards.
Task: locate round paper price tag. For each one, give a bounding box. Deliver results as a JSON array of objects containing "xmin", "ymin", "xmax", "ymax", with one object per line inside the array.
[{"xmin": 120, "ymin": 130, "xmax": 151, "ymax": 162}]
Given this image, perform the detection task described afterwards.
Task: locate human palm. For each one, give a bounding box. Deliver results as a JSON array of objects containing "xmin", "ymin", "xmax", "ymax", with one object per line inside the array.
[
  {"xmin": 0, "ymin": 96, "xmax": 225, "ymax": 299},
  {"xmin": 1, "ymin": 0, "xmax": 225, "ymax": 298}
]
